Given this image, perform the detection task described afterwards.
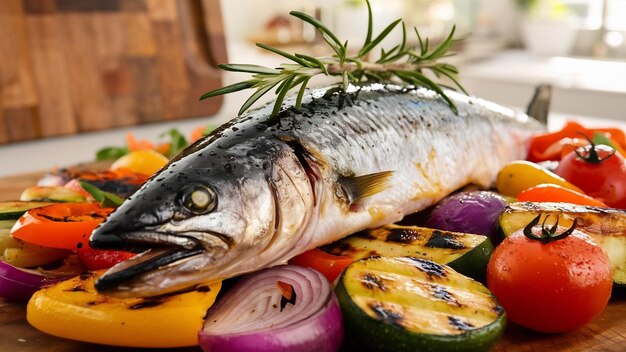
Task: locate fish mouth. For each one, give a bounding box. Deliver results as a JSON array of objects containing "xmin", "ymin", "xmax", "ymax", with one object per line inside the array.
[
  {"xmin": 90, "ymin": 230, "xmax": 201, "ymax": 252},
  {"xmin": 93, "ymin": 230, "xmax": 230, "ymax": 293}
]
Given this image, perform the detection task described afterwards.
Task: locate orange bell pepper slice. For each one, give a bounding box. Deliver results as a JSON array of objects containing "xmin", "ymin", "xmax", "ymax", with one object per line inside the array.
[
  {"xmin": 517, "ymin": 183, "xmax": 608, "ymax": 208},
  {"xmin": 289, "ymin": 248, "xmax": 353, "ymax": 283},
  {"xmin": 11, "ymin": 203, "xmax": 114, "ymax": 250}
]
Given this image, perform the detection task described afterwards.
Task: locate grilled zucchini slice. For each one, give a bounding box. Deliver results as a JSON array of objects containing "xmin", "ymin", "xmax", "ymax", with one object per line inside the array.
[
  {"xmin": 500, "ymin": 202, "xmax": 626, "ymax": 285},
  {"xmin": 0, "ymin": 201, "xmax": 55, "ymax": 221},
  {"xmin": 322, "ymin": 224, "xmax": 493, "ymax": 281},
  {"xmin": 20, "ymin": 186, "xmax": 85, "ymax": 203},
  {"xmin": 336, "ymin": 256, "xmax": 505, "ymax": 352}
]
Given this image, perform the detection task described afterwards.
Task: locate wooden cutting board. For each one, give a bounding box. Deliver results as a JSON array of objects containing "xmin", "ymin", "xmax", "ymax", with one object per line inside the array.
[
  {"xmin": 0, "ymin": 0, "xmax": 226, "ymax": 144},
  {"xmin": 1, "ymin": 171, "xmax": 626, "ymax": 351}
]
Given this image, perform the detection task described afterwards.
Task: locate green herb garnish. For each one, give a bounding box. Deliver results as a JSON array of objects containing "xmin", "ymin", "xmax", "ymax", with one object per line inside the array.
[
  {"xmin": 200, "ymin": 0, "xmax": 466, "ymax": 115},
  {"xmin": 79, "ymin": 180, "xmax": 124, "ymax": 208},
  {"xmin": 96, "ymin": 147, "xmax": 129, "ymax": 161},
  {"xmin": 160, "ymin": 128, "xmax": 189, "ymax": 158},
  {"xmin": 592, "ymin": 132, "xmax": 617, "ymax": 150}
]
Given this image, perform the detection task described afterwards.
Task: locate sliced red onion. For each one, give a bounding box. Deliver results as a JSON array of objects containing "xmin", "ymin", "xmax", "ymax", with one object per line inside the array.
[
  {"xmin": 198, "ymin": 265, "xmax": 343, "ymax": 352},
  {"xmin": 0, "ymin": 257, "xmax": 82, "ymax": 302}
]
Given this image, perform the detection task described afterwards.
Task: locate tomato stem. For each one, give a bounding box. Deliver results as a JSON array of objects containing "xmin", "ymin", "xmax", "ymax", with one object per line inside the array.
[
  {"xmin": 522, "ymin": 214, "xmax": 578, "ymax": 243},
  {"xmin": 575, "ymin": 131, "xmax": 615, "ymax": 164}
]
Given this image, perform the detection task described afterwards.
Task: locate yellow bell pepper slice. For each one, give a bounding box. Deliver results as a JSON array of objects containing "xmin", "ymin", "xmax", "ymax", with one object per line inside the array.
[
  {"xmin": 496, "ymin": 160, "xmax": 583, "ymax": 198},
  {"xmin": 110, "ymin": 150, "xmax": 169, "ymax": 176},
  {"xmin": 27, "ymin": 271, "xmax": 221, "ymax": 348}
]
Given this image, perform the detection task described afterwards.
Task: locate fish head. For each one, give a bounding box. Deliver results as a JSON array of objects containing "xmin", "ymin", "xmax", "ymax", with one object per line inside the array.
[{"xmin": 89, "ymin": 134, "xmax": 315, "ymax": 297}]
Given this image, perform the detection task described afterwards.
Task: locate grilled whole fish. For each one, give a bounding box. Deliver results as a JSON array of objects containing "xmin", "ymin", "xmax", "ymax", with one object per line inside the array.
[{"xmin": 90, "ymin": 84, "xmax": 544, "ymax": 297}]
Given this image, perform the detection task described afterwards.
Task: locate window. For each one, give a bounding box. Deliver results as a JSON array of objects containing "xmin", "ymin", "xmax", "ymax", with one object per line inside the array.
[
  {"xmin": 561, "ymin": 0, "xmax": 603, "ymax": 29},
  {"xmin": 606, "ymin": 0, "xmax": 626, "ymax": 30},
  {"xmin": 562, "ymin": 0, "xmax": 626, "ymax": 30}
]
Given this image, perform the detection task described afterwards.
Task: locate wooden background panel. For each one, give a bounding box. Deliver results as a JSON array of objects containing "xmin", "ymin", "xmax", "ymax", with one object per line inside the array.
[
  {"xmin": 0, "ymin": 0, "xmax": 226, "ymax": 144},
  {"xmin": 25, "ymin": 15, "xmax": 77, "ymax": 136}
]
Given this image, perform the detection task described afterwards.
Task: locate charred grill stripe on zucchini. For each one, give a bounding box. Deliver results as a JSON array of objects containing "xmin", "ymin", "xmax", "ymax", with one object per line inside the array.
[{"xmin": 336, "ymin": 256, "xmax": 505, "ymax": 352}]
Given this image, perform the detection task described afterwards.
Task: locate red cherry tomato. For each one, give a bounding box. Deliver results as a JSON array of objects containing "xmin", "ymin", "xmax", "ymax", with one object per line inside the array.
[
  {"xmin": 11, "ymin": 203, "xmax": 113, "ymax": 250},
  {"xmin": 555, "ymin": 144, "xmax": 626, "ymax": 209},
  {"xmin": 487, "ymin": 224, "xmax": 612, "ymax": 333},
  {"xmin": 289, "ymin": 248, "xmax": 353, "ymax": 282}
]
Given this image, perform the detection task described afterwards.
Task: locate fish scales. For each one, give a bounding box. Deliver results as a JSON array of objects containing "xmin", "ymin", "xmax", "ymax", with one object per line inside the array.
[{"xmin": 90, "ymin": 84, "xmax": 544, "ymax": 297}]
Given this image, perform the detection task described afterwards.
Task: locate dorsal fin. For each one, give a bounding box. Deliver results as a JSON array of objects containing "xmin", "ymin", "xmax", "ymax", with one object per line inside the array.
[
  {"xmin": 339, "ymin": 171, "xmax": 394, "ymax": 204},
  {"xmin": 527, "ymin": 84, "xmax": 552, "ymax": 124}
]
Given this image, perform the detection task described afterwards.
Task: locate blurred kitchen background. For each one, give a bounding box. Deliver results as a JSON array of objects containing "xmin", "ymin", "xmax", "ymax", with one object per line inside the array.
[{"xmin": 1, "ymin": 0, "xmax": 626, "ymax": 176}]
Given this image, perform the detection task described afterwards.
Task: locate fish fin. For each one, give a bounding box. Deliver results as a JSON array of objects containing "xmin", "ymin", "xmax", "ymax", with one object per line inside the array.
[
  {"xmin": 339, "ymin": 171, "xmax": 394, "ymax": 204},
  {"xmin": 526, "ymin": 84, "xmax": 552, "ymax": 124}
]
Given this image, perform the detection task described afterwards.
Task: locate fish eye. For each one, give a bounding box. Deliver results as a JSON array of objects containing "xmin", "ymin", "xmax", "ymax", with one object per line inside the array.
[{"xmin": 180, "ymin": 185, "xmax": 217, "ymax": 214}]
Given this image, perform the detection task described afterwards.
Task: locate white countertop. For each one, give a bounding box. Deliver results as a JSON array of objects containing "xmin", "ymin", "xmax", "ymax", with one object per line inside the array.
[{"xmin": 460, "ymin": 50, "xmax": 626, "ymax": 122}]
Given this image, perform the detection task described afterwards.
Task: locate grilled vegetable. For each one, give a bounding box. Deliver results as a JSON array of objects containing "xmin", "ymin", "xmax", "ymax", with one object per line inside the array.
[
  {"xmin": 20, "ymin": 186, "xmax": 86, "ymax": 202},
  {"xmin": 77, "ymin": 246, "xmax": 135, "ymax": 271},
  {"xmin": 11, "ymin": 203, "xmax": 113, "ymax": 250},
  {"xmin": 0, "ymin": 260, "xmax": 59, "ymax": 302},
  {"xmin": 0, "ymin": 256, "xmax": 84, "ymax": 302},
  {"xmin": 496, "ymin": 160, "xmax": 581, "ymax": 197},
  {"xmin": 323, "ymin": 224, "xmax": 493, "ymax": 281},
  {"xmin": 0, "ymin": 201, "xmax": 55, "ymax": 221},
  {"xmin": 500, "ymin": 202, "xmax": 626, "ymax": 284},
  {"xmin": 199, "ymin": 265, "xmax": 343, "ymax": 352},
  {"xmin": 289, "ymin": 248, "xmax": 354, "ymax": 282},
  {"xmin": 0, "ymin": 223, "xmax": 70, "ymax": 268},
  {"xmin": 336, "ymin": 256, "xmax": 505, "ymax": 352},
  {"xmin": 488, "ymin": 217, "xmax": 612, "ymax": 332},
  {"xmin": 110, "ymin": 150, "xmax": 169, "ymax": 176},
  {"xmin": 62, "ymin": 169, "xmax": 149, "ymax": 199},
  {"xmin": 426, "ymin": 191, "xmax": 507, "ymax": 242},
  {"xmin": 27, "ymin": 271, "xmax": 222, "ymax": 348},
  {"xmin": 516, "ymin": 183, "xmax": 608, "ymax": 208},
  {"xmin": 555, "ymin": 141, "xmax": 626, "ymax": 209},
  {"xmin": 528, "ymin": 121, "xmax": 626, "ymax": 162}
]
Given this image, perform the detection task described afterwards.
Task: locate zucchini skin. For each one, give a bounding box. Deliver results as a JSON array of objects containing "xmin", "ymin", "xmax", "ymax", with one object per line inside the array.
[
  {"xmin": 336, "ymin": 257, "xmax": 506, "ymax": 352},
  {"xmin": 0, "ymin": 201, "xmax": 55, "ymax": 221},
  {"xmin": 447, "ymin": 240, "xmax": 494, "ymax": 283}
]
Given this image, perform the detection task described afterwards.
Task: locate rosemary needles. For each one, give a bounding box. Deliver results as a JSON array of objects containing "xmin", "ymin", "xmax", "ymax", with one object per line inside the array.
[{"xmin": 200, "ymin": 0, "xmax": 466, "ymax": 115}]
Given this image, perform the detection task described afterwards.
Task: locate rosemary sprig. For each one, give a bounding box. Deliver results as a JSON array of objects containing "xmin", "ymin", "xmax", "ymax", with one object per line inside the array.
[{"xmin": 200, "ymin": 0, "xmax": 467, "ymax": 115}]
